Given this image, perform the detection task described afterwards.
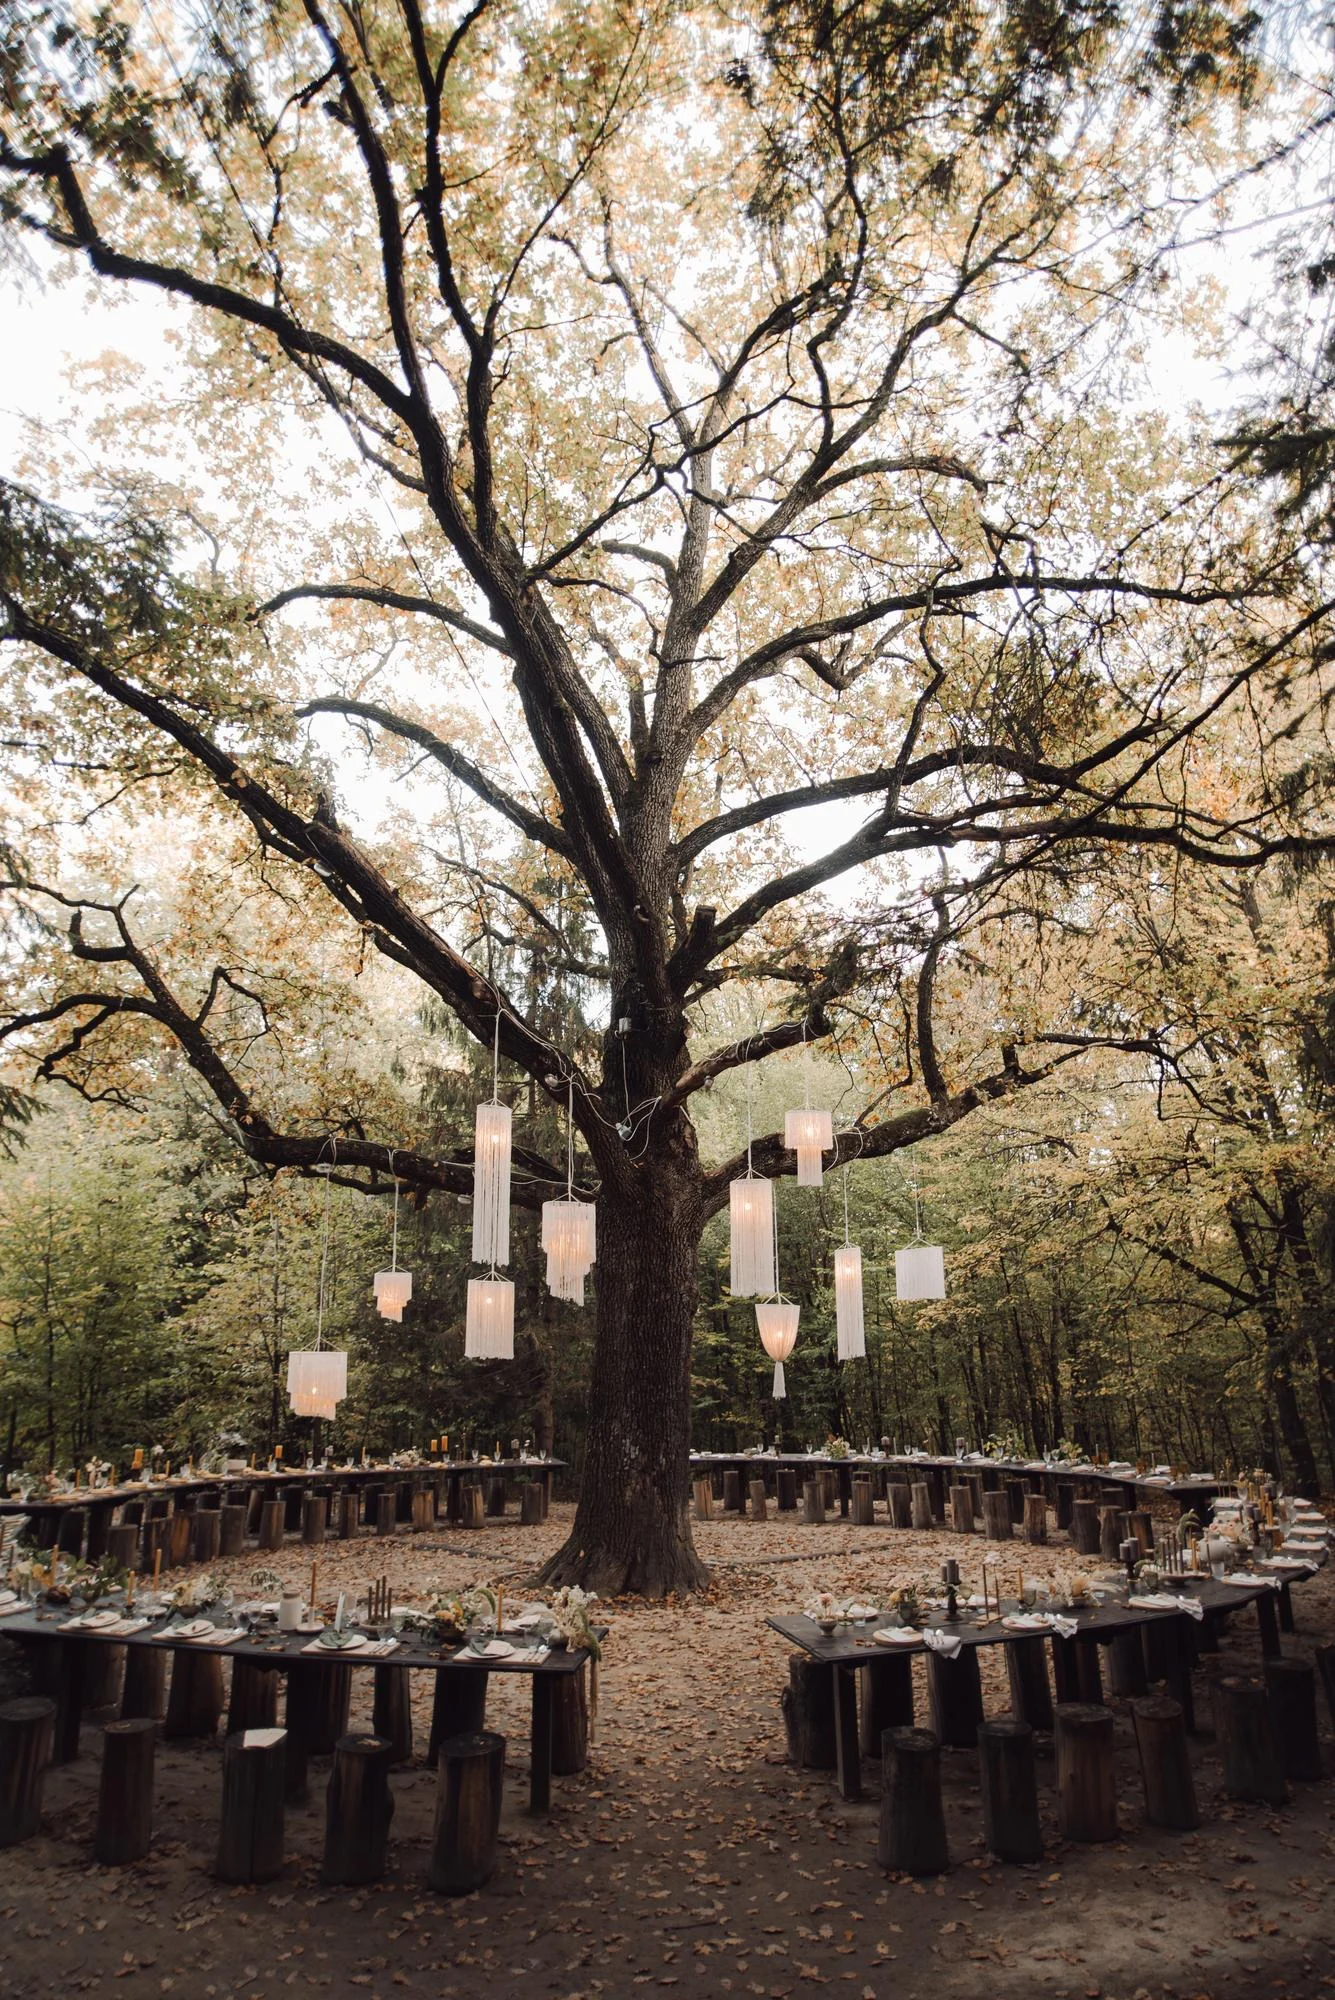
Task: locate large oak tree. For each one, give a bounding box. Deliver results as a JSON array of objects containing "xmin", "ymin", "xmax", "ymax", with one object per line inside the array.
[{"xmin": 1, "ymin": 0, "xmax": 1332, "ymax": 1588}]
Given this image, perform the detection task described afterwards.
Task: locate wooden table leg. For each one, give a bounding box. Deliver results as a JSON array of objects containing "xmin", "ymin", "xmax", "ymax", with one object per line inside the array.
[
  {"xmin": 530, "ymin": 1675, "xmax": 554, "ymax": 1815},
  {"xmin": 1165, "ymin": 1615, "xmax": 1196, "ymax": 1734},
  {"xmin": 1278, "ymin": 1581, "xmax": 1295, "ymax": 1634},
  {"xmin": 51, "ymin": 1638, "xmax": 86, "ymax": 1764},
  {"xmin": 832, "ymin": 1663, "xmax": 861, "ymax": 1801},
  {"xmin": 1255, "ymin": 1590, "xmax": 1281, "ymax": 1659}
]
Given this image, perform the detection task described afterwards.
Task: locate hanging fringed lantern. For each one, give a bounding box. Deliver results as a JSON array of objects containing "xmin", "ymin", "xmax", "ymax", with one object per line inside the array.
[
  {"xmin": 542, "ymin": 1199, "xmax": 596, "ymax": 1304},
  {"xmin": 729, "ymin": 1175, "xmax": 775, "ymax": 1296},
  {"xmin": 895, "ymin": 1243, "xmax": 946, "ymax": 1300},
  {"xmin": 465, "ymin": 1275, "xmax": 515, "ymax": 1359},
  {"xmin": 286, "ymin": 1349, "xmax": 347, "ymax": 1420},
  {"xmin": 288, "ymin": 1161, "xmax": 348, "ymax": 1420},
  {"xmin": 757, "ymin": 1300, "xmax": 799, "ymax": 1399},
  {"xmin": 834, "ymin": 1244, "xmax": 866, "ymax": 1360},
  {"xmin": 373, "ymin": 1170, "xmax": 412, "ymax": 1321},
  {"xmin": 784, "ymin": 1106, "xmax": 833, "ymax": 1187},
  {"xmin": 471, "ymin": 1100, "xmax": 512, "ymax": 1266},
  {"xmin": 373, "ymin": 1269, "xmax": 412, "ymax": 1322},
  {"xmin": 541, "ymin": 1080, "xmax": 596, "ymax": 1303}
]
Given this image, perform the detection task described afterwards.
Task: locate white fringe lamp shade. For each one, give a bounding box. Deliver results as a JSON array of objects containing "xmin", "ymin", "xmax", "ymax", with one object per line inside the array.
[
  {"xmin": 465, "ymin": 1275, "xmax": 515, "ymax": 1359},
  {"xmin": 729, "ymin": 1176, "xmax": 776, "ymax": 1296},
  {"xmin": 895, "ymin": 1243, "xmax": 946, "ymax": 1301},
  {"xmin": 373, "ymin": 1269, "xmax": 412, "ymax": 1322},
  {"xmin": 756, "ymin": 1300, "xmax": 799, "ymax": 1400},
  {"xmin": 834, "ymin": 1243, "xmax": 866, "ymax": 1360},
  {"xmin": 471, "ymin": 1101, "xmax": 512, "ymax": 1267},
  {"xmin": 541, "ymin": 1199, "xmax": 596, "ymax": 1305},
  {"xmin": 784, "ymin": 1106, "xmax": 833, "ymax": 1186},
  {"xmin": 286, "ymin": 1349, "xmax": 348, "ymax": 1421}
]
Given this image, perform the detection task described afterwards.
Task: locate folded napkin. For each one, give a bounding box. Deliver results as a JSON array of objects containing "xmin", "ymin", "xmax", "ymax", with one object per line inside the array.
[
  {"xmin": 1261, "ymin": 1556, "xmax": 1318, "ymax": 1572},
  {"xmin": 62, "ymin": 1610, "xmax": 122, "ymax": 1631},
  {"xmin": 1218, "ymin": 1573, "xmax": 1280, "ymax": 1590},
  {"xmin": 0, "ymin": 1590, "xmax": 17, "ymax": 1607},
  {"xmin": 1129, "ymin": 1592, "xmax": 1204, "ymax": 1621},
  {"xmin": 0, "ymin": 1601, "xmax": 27, "ymax": 1618},
  {"xmin": 104, "ymin": 1616, "xmax": 150, "ymax": 1636},
  {"xmin": 184, "ymin": 1625, "xmax": 247, "ymax": 1647},
  {"xmin": 920, "ymin": 1627, "xmax": 963, "ymax": 1658}
]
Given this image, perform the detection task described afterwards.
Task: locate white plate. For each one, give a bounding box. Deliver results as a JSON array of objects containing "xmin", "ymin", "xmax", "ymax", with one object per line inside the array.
[
  {"xmin": 872, "ymin": 1628, "xmax": 920, "ymax": 1646},
  {"xmin": 173, "ymin": 1619, "xmax": 214, "ymax": 1638},
  {"xmin": 1001, "ymin": 1614, "xmax": 1050, "ymax": 1631},
  {"xmin": 472, "ymin": 1639, "xmax": 514, "ymax": 1660}
]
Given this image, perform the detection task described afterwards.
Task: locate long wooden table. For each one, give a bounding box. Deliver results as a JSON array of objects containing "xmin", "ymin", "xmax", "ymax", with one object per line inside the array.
[
  {"xmin": 3, "ymin": 1598, "xmax": 589, "ymax": 1814},
  {"xmin": 692, "ymin": 1450, "xmax": 1231, "ymax": 1518},
  {"xmin": 768, "ymin": 1569, "xmax": 1305, "ymax": 1801},
  {"xmin": 2, "ymin": 1457, "xmax": 564, "ymax": 1562}
]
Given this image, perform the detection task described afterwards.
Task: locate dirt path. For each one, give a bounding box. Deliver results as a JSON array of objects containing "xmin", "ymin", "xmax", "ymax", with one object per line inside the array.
[{"xmin": 1, "ymin": 1506, "xmax": 1333, "ymax": 2000}]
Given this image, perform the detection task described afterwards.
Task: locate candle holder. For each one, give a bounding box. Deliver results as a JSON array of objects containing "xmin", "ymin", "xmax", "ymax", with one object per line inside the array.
[{"xmin": 941, "ymin": 1558, "xmax": 961, "ymax": 1622}]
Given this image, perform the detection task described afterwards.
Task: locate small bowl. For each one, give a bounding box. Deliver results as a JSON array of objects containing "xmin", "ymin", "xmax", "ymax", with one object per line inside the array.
[{"xmin": 816, "ymin": 1616, "xmax": 838, "ymax": 1636}]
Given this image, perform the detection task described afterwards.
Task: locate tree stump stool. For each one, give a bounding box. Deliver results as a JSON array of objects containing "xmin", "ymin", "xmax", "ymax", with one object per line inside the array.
[
  {"xmin": 429, "ymin": 1731, "xmax": 505, "ymax": 1894},
  {"xmin": 1004, "ymin": 1635, "xmax": 1054, "ymax": 1732},
  {"xmin": 982, "ymin": 1491, "xmax": 1013, "ymax": 1541},
  {"xmin": 521, "ymin": 1483, "xmax": 545, "ymax": 1525},
  {"xmin": 927, "ymin": 1647, "xmax": 984, "ymax": 1749},
  {"xmin": 285, "ymin": 1658, "xmax": 352, "ymax": 1757},
  {"xmin": 749, "ymin": 1478, "xmax": 769, "ymax": 1523},
  {"xmin": 216, "ymin": 1728, "xmax": 286, "ymax": 1883},
  {"xmin": 140, "ymin": 1517, "xmax": 171, "ymax": 1574},
  {"xmin": 218, "ymin": 1505, "xmax": 248, "ymax": 1558},
  {"xmin": 191, "ymin": 1509, "xmax": 221, "ymax": 1566},
  {"xmin": 120, "ymin": 1646, "xmax": 167, "ymax": 1723},
  {"xmin": 321, "ymin": 1733, "xmax": 394, "ymax": 1885},
  {"xmin": 877, "ymin": 1728, "xmax": 949, "ymax": 1875},
  {"xmin": 802, "ymin": 1479, "xmax": 826, "ymax": 1526},
  {"xmin": 336, "ymin": 1491, "xmax": 357, "ymax": 1540},
  {"xmin": 1316, "ymin": 1642, "xmax": 1335, "ymax": 1730},
  {"xmin": 165, "ymin": 1649, "xmax": 224, "ymax": 1740},
  {"xmin": 95, "ymin": 1717, "xmax": 156, "ymax": 1865},
  {"xmin": 107, "ymin": 1524, "xmax": 140, "ymax": 1573},
  {"xmin": 949, "ymin": 1484, "xmax": 974, "ymax": 1534},
  {"xmin": 722, "ymin": 1469, "xmax": 742, "ymax": 1514},
  {"xmin": 850, "ymin": 1480, "xmax": 874, "ymax": 1526},
  {"xmin": 1098, "ymin": 1507, "xmax": 1126, "ymax": 1564},
  {"xmin": 911, "ymin": 1482, "xmax": 934, "ymax": 1530},
  {"xmin": 1023, "ymin": 1494, "xmax": 1048, "ymax": 1545},
  {"xmin": 301, "ymin": 1494, "xmax": 327, "ymax": 1546},
  {"xmin": 978, "ymin": 1719, "xmax": 1042, "ymax": 1863},
  {"xmin": 1052, "ymin": 1634, "xmax": 1104, "ymax": 1706},
  {"xmin": 1130, "ymin": 1695, "xmax": 1199, "ymax": 1830},
  {"xmin": 373, "ymin": 1490, "xmax": 396, "ymax": 1537},
  {"xmin": 859, "ymin": 1653, "xmax": 914, "ymax": 1757},
  {"xmin": 1106, "ymin": 1628, "xmax": 1149, "ymax": 1699},
  {"xmin": 1054, "ymin": 1702, "xmax": 1118, "ymax": 1842},
  {"xmin": 552, "ymin": 1663, "xmax": 590, "ymax": 1775},
  {"xmin": 1070, "ymin": 1498, "xmax": 1101, "ymax": 1555},
  {"xmin": 458, "ymin": 1485, "xmax": 485, "ymax": 1531},
  {"xmin": 1264, "ymin": 1657, "xmax": 1321, "ymax": 1781},
  {"xmin": 692, "ymin": 1478, "xmax": 714, "ymax": 1522},
  {"xmin": 777, "ymin": 1467, "xmax": 798, "ymax": 1512},
  {"xmin": 167, "ymin": 1510, "xmax": 194, "ymax": 1570},
  {"xmin": 373, "ymin": 1664, "xmax": 414, "ymax": 1765},
  {"xmin": 781, "ymin": 1654, "xmax": 836, "ymax": 1769},
  {"xmin": 429, "ymin": 1669, "xmax": 489, "ymax": 1766},
  {"xmin": 227, "ymin": 1660, "xmax": 280, "ymax": 1735},
  {"xmin": 84, "ymin": 1642, "xmax": 126, "ymax": 1713},
  {"xmin": 889, "ymin": 1483, "xmax": 913, "ymax": 1530},
  {"xmin": 1214, "ymin": 1676, "xmax": 1288, "ymax": 1804},
  {"xmin": 0, "ymin": 1698, "xmax": 55, "ymax": 1847},
  {"xmin": 257, "ymin": 1500, "xmax": 285, "ymax": 1551}
]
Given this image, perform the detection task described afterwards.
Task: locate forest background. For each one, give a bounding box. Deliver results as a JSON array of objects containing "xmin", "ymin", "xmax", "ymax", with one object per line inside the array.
[{"xmin": 2, "ymin": 0, "xmax": 1335, "ymax": 1512}]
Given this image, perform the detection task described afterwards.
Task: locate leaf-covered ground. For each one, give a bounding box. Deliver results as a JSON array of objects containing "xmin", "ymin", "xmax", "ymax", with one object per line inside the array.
[{"xmin": 1, "ymin": 1504, "xmax": 1333, "ymax": 2000}]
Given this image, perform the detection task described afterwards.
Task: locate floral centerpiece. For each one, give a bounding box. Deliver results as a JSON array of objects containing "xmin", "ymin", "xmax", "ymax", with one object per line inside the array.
[
  {"xmin": 893, "ymin": 1583, "xmax": 923, "ymax": 1627},
  {"xmin": 548, "ymin": 1585, "xmax": 602, "ymax": 1661},
  {"xmin": 825, "ymin": 1436, "xmax": 851, "ymax": 1461}
]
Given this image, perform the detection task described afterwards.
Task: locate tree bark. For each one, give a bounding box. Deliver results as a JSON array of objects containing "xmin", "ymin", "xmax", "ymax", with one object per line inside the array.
[{"xmin": 541, "ymin": 1155, "xmax": 706, "ymax": 1595}]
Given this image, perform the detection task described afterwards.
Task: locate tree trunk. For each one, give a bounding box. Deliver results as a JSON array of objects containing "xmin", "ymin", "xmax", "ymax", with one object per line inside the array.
[{"xmin": 541, "ymin": 1157, "xmax": 706, "ymax": 1595}]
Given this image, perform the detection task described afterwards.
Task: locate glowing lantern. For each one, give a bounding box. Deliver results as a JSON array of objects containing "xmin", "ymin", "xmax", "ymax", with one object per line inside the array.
[
  {"xmin": 542, "ymin": 1199, "xmax": 597, "ymax": 1304},
  {"xmin": 373, "ymin": 1172, "xmax": 412, "ymax": 1321},
  {"xmin": 471, "ymin": 1100, "xmax": 512, "ymax": 1267},
  {"xmin": 729, "ymin": 1176, "xmax": 776, "ymax": 1296},
  {"xmin": 465, "ymin": 1275, "xmax": 515, "ymax": 1359},
  {"xmin": 895, "ymin": 1243, "xmax": 946, "ymax": 1300},
  {"xmin": 834, "ymin": 1244, "xmax": 866, "ymax": 1360},
  {"xmin": 784, "ymin": 1106, "xmax": 833, "ymax": 1187},
  {"xmin": 757, "ymin": 1300, "xmax": 800, "ymax": 1400},
  {"xmin": 286, "ymin": 1349, "xmax": 347, "ymax": 1420}
]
